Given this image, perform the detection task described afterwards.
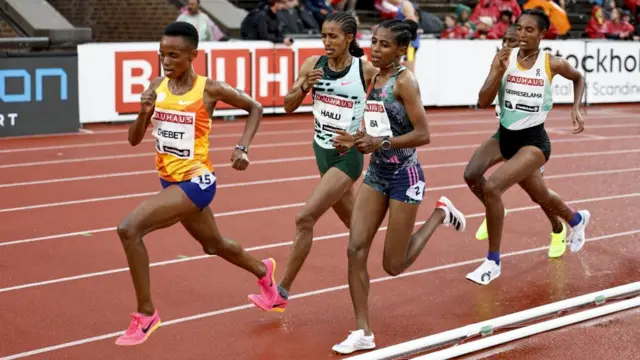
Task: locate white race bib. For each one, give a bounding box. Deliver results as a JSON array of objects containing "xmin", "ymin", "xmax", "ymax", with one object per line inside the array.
[
  {"xmin": 190, "ymin": 170, "xmax": 216, "ymax": 190},
  {"xmin": 405, "ymin": 180, "xmax": 426, "ymax": 202},
  {"xmin": 151, "ymin": 108, "xmax": 196, "ymax": 159},
  {"xmin": 503, "ymin": 75, "xmax": 545, "ymax": 114},
  {"xmin": 312, "ymin": 93, "xmax": 355, "ymax": 133},
  {"xmin": 364, "ymin": 100, "xmax": 393, "ymax": 137}
]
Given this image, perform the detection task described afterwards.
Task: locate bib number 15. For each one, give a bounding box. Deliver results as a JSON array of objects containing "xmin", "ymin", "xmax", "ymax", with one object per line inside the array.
[{"xmin": 191, "ymin": 172, "xmax": 216, "ymax": 190}]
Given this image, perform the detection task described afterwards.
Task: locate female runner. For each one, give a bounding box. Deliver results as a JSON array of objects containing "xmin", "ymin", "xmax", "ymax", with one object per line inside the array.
[
  {"xmin": 330, "ymin": 19, "xmax": 466, "ymax": 354},
  {"xmin": 248, "ymin": 11, "xmax": 379, "ymax": 312},
  {"xmin": 468, "ymin": 9, "xmax": 590, "ymax": 286},
  {"xmin": 464, "ymin": 24, "xmax": 567, "ymax": 259}
]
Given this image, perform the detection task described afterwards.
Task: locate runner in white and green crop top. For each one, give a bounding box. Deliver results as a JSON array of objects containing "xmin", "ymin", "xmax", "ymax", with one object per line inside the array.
[
  {"xmin": 468, "ymin": 9, "xmax": 590, "ymax": 287},
  {"xmin": 464, "ymin": 25, "xmax": 564, "ymax": 258},
  {"xmin": 247, "ymin": 11, "xmax": 379, "ymax": 314}
]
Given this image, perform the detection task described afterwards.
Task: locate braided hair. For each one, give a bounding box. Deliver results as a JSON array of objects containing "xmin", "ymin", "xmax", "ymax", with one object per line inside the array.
[
  {"xmin": 375, "ymin": 19, "xmax": 419, "ymax": 47},
  {"xmin": 519, "ymin": 8, "xmax": 550, "ymax": 31},
  {"xmin": 324, "ymin": 11, "xmax": 364, "ymax": 57}
]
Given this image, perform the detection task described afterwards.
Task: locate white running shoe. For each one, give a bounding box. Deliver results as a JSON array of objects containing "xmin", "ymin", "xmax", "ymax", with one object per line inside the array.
[
  {"xmin": 466, "ymin": 259, "xmax": 501, "ymax": 286},
  {"xmin": 436, "ymin": 196, "xmax": 466, "ymax": 232},
  {"xmin": 568, "ymin": 210, "xmax": 590, "ymax": 253},
  {"xmin": 332, "ymin": 329, "xmax": 376, "ymax": 355}
]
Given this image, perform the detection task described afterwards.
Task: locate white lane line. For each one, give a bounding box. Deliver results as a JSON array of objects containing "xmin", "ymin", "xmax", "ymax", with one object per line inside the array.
[
  {"xmin": 1, "ymin": 161, "xmax": 639, "ymax": 214},
  {"xmin": 1, "ymin": 228, "xmax": 638, "ymax": 360},
  {"xmin": 1, "ymin": 190, "xmax": 639, "ymax": 291},
  {"xmin": 2, "ymin": 146, "xmax": 640, "ymax": 189},
  {"xmin": 0, "ymin": 123, "xmax": 637, "ymax": 169},
  {"xmin": 1, "ymin": 113, "xmax": 635, "ymax": 153}
]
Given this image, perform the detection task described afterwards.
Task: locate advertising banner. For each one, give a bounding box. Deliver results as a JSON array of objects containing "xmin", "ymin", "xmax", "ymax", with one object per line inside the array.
[
  {"xmin": 0, "ymin": 54, "xmax": 80, "ymax": 137},
  {"xmin": 76, "ymin": 39, "xmax": 640, "ymax": 124}
]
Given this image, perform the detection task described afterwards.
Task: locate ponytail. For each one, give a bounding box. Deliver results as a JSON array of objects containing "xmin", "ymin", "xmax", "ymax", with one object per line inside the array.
[{"xmin": 349, "ymin": 39, "xmax": 365, "ymax": 57}]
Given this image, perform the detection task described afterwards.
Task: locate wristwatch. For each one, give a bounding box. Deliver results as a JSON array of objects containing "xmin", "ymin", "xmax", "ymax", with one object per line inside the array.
[
  {"xmin": 381, "ymin": 136, "xmax": 391, "ymax": 150},
  {"xmin": 235, "ymin": 144, "xmax": 248, "ymax": 153}
]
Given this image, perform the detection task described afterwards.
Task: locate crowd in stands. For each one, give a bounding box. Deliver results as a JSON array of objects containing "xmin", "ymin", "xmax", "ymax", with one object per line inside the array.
[
  {"xmin": 439, "ymin": 0, "xmax": 638, "ymax": 40},
  {"xmin": 177, "ymin": 0, "xmax": 638, "ymax": 43}
]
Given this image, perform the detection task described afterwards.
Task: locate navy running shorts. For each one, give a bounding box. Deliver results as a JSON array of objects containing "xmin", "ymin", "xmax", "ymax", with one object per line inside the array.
[
  {"xmin": 160, "ymin": 172, "xmax": 217, "ymax": 211},
  {"xmin": 363, "ymin": 163, "xmax": 426, "ymax": 204}
]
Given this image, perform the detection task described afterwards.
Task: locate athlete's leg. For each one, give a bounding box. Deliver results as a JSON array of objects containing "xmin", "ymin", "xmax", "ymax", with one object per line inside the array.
[
  {"xmin": 463, "ymin": 137, "xmax": 504, "ymax": 203},
  {"xmin": 117, "ymin": 185, "xmax": 199, "ymax": 315},
  {"xmin": 115, "ymin": 185, "xmax": 200, "ymax": 345},
  {"xmin": 332, "ymin": 184, "xmax": 356, "ymax": 228},
  {"xmin": 332, "ymin": 184, "xmax": 387, "ymax": 355},
  {"xmin": 278, "ymin": 168, "xmax": 354, "ymax": 293},
  {"xmin": 464, "ymin": 136, "xmax": 506, "ymax": 241},
  {"xmin": 180, "ymin": 207, "xmax": 268, "ymax": 278},
  {"xmin": 381, "ymin": 196, "xmax": 465, "ymax": 277},
  {"xmin": 518, "ymin": 170, "xmax": 590, "ymax": 253},
  {"xmin": 466, "ymin": 146, "xmax": 545, "ymax": 285}
]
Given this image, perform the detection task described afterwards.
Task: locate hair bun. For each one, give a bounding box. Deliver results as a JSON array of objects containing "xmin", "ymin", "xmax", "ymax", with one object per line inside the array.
[{"xmin": 404, "ymin": 19, "xmax": 419, "ymax": 41}]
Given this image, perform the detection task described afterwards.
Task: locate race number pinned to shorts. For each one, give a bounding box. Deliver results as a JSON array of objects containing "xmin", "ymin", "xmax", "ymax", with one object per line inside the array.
[
  {"xmin": 191, "ymin": 171, "xmax": 216, "ymax": 190},
  {"xmin": 406, "ymin": 181, "xmax": 426, "ymax": 202},
  {"xmin": 364, "ymin": 101, "xmax": 392, "ymax": 137},
  {"xmin": 312, "ymin": 93, "xmax": 355, "ymax": 133}
]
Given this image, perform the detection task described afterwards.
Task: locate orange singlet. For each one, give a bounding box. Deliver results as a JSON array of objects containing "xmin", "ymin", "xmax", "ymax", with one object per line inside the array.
[{"xmin": 151, "ymin": 75, "xmax": 214, "ymax": 183}]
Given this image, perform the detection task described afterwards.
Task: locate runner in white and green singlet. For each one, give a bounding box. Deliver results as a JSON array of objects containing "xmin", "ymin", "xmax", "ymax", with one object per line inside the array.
[
  {"xmin": 464, "ymin": 25, "xmax": 565, "ymax": 259},
  {"xmin": 247, "ymin": 11, "xmax": 379, "ymax": 313},
  {"xmin": 468, "ymin": 9, "xmax": 590, "ymax": 286}
]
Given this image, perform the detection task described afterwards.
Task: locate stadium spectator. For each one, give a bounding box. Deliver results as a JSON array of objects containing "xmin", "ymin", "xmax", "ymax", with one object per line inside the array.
[
  {"xmin": 624, "ymin": 0, "xmax": 638, "ymax": 17},
  {"xmin": 602, "ymin": 0, "xmax": 617, "ymax": 19},
  {"xmin": 331, "ymin": 0, "xmax": 358, "ymax": 12},
  {"xmin": 494, "ymin": 0, "xmax": 522, "ymax": 19},
  {"xmin": 304, "ymin": 0, "xmax": 334, "ymax": 25},
  {"xmin": 456, "ymin": 4, "xmax": 477, "ymax": 33},
  {"xmin": 177, "ymin": 0, "xmax": 223, "ymax": 41},
  {"xmin": 241, "ymin": 0, "xmax": 293, "ymax": 45},
  {"xmin": 473, "ymin": 16, "xmax": 499, "ymax": 39},
  {"xmin": 470, "ymin": 0, "xmax": 500, "ymax": 24},
  {"xmin": 492, "ymin": 9, "xmax": 514, "ymax": 38},
  {"xmin": 441, "ymin": 14, "xmax": 471, "ymax": 39},
  {"xmin": 603, "ymin": 7, "xmax": 635, "ymax": 38},
  {"xmin": 277, "ymin": 0, "xmax": 306, "ymax": 35},
  {"xmin": 585, "ymin": 5, "xmax": 607, "ymax": 38}
]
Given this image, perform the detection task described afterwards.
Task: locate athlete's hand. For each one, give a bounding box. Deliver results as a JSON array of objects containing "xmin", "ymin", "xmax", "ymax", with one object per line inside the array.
[
  {"xmin": 140, "ymin": 89, "xmax": 157, "ymax": 113},
  {"xmin": 231, "ymin": 149, "xmax": 249, "ymax": 171},
  {"xmin": 303, "ymin": 68, "xmax": 324, "ymax": 91},
  {"xmin": 354, "ymin": 131, "xmax": 381, "ymax": 154},
  {"xmin": 571, "ymin": 108, "xmax": 585, "ymax": 134},
  {"xmin": 495, "ymin": 47, "xmax": 511, "ymax": 72},
  {"xmin": 332, "ymin": 129, "xmax": 361, "ymax": 151}
]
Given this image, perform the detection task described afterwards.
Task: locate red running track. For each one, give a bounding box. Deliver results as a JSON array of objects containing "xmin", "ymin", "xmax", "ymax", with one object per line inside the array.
[{"xmin": 0, "ymin": 105, "xmax": 639, "ymax": 360}]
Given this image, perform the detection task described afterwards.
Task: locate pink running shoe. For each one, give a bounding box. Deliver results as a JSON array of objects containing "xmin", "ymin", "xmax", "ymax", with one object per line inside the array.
[
  {"xmin": 115, "ymin": 309, "xmax": 161, "ymax": 346},
  {"xmin": 247, "ymin": 258, "xmax": 286, "ymax": 311}
]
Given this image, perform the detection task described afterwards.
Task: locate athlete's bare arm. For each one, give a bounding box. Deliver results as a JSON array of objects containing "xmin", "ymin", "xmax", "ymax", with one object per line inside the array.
[
  {"xmin": 549, "ymin": 54, "xmax": 585, "ymax": 133},
  {"xmin": 477, "ymin": 47, "xmax": 511, "ymax": 108},
  {"xmin": 361, "ymin": 59, "xmax": 379, "ymax": 91},
  {"xmin": 205, "ymin": 79, "xmax": 263, "ymax": 170},
  {"xmin": 386, "ymin": 70, "xmax": 430, "ymax": 148},
  {"xmin": 284, "ymin": 55, "xmax": 322, "ymax": 113},
  {"xmin": 128, "ymin": 76, "xmax": 164, "ymax": 146}
]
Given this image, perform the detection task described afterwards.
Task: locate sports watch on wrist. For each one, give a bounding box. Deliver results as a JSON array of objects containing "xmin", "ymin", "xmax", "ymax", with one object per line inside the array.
[
  {"xmin": 235, "ymin": 144, "xmax": 248, "ymax": 153},
  {"xmin": 380, "ymin": 136, "xmax": 391, "ymax": 150}
]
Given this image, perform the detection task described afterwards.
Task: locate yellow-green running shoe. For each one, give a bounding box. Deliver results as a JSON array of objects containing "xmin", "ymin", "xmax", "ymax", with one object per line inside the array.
[
  {"xmin": 475, "ymin": 208, "xmax": 508, "ymax": 240},
  {"xmin": 548, "ymin": 222, "xmax": 567, "ymax": 258}
]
